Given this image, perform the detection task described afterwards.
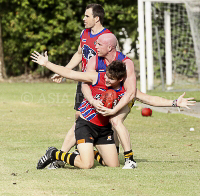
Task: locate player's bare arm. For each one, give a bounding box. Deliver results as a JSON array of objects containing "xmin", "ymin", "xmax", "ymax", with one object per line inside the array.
[
  {"xmin": 120, "ymin": 59, "xmax": 137, "ymax": 101},
  {"xmin": 136, "ymin": 90, "xmax": 196, "ymax": 109},
  {"xmin": 51, "ymin": 44, "xmax": 82, "ymax": 83},
  {"xmin": 31, "ymin": 51, "xmax": 97, "ymax": 84}
]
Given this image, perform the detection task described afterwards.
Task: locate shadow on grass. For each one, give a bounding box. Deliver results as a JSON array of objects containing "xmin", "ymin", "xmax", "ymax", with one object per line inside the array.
[
  {"xmin": 62, "ymin": 161, "xmax": 100, "ymax": 169},
  {"xmin": 60, "ymin": 157, "xmax": 149, "ymax": 170}
]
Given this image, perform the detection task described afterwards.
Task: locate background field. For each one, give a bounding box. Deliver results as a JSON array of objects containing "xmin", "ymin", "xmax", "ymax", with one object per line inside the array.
[{"xmin": 0, "ymin": 82, "xmax": 200, "ymax": 196}]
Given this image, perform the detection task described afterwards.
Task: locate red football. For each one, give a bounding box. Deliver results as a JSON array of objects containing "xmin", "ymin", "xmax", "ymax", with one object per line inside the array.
[
  {"xmin": 141, "ymin": 108, "xmax": 152, "ymax": 117},
  {"xmin": 101, "ymin": 89, "xmax": 118, "ymax": 109}
]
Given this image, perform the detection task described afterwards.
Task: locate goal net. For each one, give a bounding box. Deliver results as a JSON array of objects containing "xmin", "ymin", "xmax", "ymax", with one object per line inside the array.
[
  {"xmin": 185, "ymin": 0, "xmax": 200, "ymax": 81},
  {"xmin": 138, "ymin": 0, "xmax": 200, "ymax": 92}
]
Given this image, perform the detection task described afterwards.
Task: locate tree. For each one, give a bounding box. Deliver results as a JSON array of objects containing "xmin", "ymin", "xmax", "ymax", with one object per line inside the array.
[
  {"xmin": 0, "ymin": 17, "xmax": 6, "ymax": 79},
  {"xmin": 1, "ymin": 0, "xmax": 139, "ymax": 77},
  {"xmin": 0, "ymin": 0, "xmax": 11, "ymax": 79}
]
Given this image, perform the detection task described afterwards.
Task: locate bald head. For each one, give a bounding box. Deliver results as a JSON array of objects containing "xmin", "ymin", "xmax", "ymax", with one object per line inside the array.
[
  {"xmin": 95, "ymin": 33, "xmax": 118, "ymax": 57},
  {"xmin": 98, "ymin": 33, "xmax": 117, "ymax": 49}
]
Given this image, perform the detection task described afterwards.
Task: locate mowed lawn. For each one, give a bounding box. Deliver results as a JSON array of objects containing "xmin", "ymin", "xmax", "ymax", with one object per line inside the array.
[{"xmin": 0, "ymin": 82, "xmax": 200, "ymax": 196}]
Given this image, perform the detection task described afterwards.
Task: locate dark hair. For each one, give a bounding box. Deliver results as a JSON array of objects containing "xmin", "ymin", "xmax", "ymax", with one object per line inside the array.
[
  {"xmin": 86, "ymin": 4, "xmax": 105, "ymax": 25},
  {"xmin": 106, "ymin": 60, "xmax": 127, "ymax": 80}
]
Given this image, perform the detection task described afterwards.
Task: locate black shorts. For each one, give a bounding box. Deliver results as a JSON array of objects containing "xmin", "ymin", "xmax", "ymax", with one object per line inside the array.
[
  {"xmin": 74, "ymin": 82, "xmax": 84, "ymax": 111},
  {"xmin": 75, "ymin": 117, "xmax": 115, "ymax": 145}
]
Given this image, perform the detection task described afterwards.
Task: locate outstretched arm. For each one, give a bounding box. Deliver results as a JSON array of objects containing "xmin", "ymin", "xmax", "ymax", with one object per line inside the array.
[
  {"xmin": 136, "ymin": 90, "xmax": 196, "ymax": 109},
  {"xmin": 30, "ymin": 51, "xmax": 97, "ymax": 83},
  {"xmin": 51, "ymin": 44, "xmax": 82, "ymax": 83},
  {"xmin": 98, "ymin": 89, "xmax": 196, "ymax": 117}
]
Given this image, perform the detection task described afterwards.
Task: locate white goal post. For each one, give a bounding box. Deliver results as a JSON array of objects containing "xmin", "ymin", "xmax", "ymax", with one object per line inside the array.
[{"xmin": 138, "ymin": 0, "xmax": 200, "ymax": 93}]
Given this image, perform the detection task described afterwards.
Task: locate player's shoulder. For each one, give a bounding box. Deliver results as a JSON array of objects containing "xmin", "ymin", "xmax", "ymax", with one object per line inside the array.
[
  {"xmin": 80, "ymin": 29, "xmax": 90, "ymax": 37},
  {"xmin": 123, "ymin": 58, "xmax": 134, "ymax": 70},
  {"xmin": 124, "ymin": 58, "xmax": 133, "ymax": 63},
  {"xmin": 104, "ymin": 28, "xmax": 112, "ymax": 33},
  {"xmin": 80, "ymin": 29, "xmax": 84, "ymax": 37},
  {"xmin": 115, "ymin": 51, "xmax": 128, "ymax": 61}
]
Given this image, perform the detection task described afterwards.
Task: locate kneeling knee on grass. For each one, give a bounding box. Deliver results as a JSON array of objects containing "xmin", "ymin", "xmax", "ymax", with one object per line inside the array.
[{"xmin": 76, "ymin": 143, "xmax": 119, "ymax": 169}]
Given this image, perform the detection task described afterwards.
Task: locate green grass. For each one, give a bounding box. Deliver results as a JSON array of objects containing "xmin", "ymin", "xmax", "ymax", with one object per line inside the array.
[{"xmin": 0, "ymin": 82, "xmax": 200, "ymax": 196}]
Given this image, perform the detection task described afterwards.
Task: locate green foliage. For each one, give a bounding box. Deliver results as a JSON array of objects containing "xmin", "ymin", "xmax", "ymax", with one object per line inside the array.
[
  {"xmin": 103, "ymin": 1, "xmax": 138, "ymax": 52},
  {"xmin": 0, "ymin": 0, "xmax": 138, "ymax": 76},
  {"xmin": 1, "ymin": 0, "xmax": 84, "ymax": 76}
]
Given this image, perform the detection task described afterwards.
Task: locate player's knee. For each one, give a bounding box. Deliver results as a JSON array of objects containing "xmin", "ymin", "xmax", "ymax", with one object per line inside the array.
[
  {"xmin": 110, "ymin": 117, "xmax": 122, "ymax": 128},
  {"xmin": 81, "ymin": 161, "xmax": 94, "ymax": 169},
  {"xmin": 107, "ymin": 161, "xmax": 120, "ymax": 168}
]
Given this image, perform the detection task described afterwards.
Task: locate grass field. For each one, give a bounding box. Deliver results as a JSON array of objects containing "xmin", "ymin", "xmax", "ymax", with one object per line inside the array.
[{"xmin": 0, "ymin": 82, "xmax": 200, "ymax": 196}]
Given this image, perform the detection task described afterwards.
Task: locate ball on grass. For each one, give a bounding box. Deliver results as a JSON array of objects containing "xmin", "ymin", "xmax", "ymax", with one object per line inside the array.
[{"xmin": 141, "ymin": 108, "xmax": 152, "ymax": 117}]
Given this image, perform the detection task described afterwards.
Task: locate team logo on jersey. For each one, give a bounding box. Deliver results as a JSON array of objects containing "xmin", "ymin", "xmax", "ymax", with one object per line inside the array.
[
  {"xmin": 82, "ymin": 44, "xmax": 96, "ymax": 61},
  {"xmin": 94, "ymin": 94, "xmax": 101, "ymax": 100},
  {"xmin": 107, "ymin": 136, "xmax": 112, "ymax": 141}
]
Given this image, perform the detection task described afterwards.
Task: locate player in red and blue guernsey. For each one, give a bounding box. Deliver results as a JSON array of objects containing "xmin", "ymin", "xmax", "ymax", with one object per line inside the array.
[
  {"xmin": 78, "ymin": 71, "xmax": 125, "ymax": 127},
  {"xmin": 52, "ymin": 4, "xmax": 112, "ymax": 112},
  {"xmin": 80, "ymin": 28, "xmax": 111, "ymax": 72}
]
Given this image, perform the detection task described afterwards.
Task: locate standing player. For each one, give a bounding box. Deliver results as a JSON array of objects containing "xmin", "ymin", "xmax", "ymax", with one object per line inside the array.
[{"xmin": 52, "ymin": 4, "xmax": 112, "ymax": 113}]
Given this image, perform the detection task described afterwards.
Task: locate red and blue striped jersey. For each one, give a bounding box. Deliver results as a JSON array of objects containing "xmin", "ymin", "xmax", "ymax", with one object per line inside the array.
[
  {"xmin": 95, "ymin": 51, "xmax": 130, "ymax": 72},
  {"xmin": 78, "ymin": 72, "xmax": 125, "ymax": 126},
  {"xmin": 80, "ymin": 28, "xmax": 111, "ymax": 72}
]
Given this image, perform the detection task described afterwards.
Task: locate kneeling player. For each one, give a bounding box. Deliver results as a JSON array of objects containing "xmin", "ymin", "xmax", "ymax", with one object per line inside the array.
[{"xmin": 31, "ymin": 51, "xmax": 128, "ymax": 169}]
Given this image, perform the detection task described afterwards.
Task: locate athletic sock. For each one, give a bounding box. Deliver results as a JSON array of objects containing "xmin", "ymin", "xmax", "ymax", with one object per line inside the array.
[
  {"xmin": 94, "ymin": 150, "xmax": 105, "ymax": 166},
  {"xmin": 53, "ymin": 150, "xmax": 78, "ymax": 166},
  {"xmin": 124, "ymin": 150, "xmax": 135, "ymax": 162}
]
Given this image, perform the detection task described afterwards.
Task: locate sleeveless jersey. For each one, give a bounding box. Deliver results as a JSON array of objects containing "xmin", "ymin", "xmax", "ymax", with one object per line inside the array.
[
  {"xmin": 78, "ymin": 72, "xmax": 125, "ymax": 126},
  {"xmin": 96, "ymin": 51, "xmax": 130, "ymax": 72},
  {"xmin": 80, "ymin": 28, "xmax": 111, "ymax": 72}
]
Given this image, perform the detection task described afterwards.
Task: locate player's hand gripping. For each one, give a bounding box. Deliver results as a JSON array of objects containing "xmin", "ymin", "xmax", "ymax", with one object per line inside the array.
[
  {"xmin": 91, "ymin": 99, "xmax": 104, "ymax": 110},
  {"xmin": 177, "ymin": 92, "xmax": 196, "ymax": 109},
  {"xmin": 51, "ymin": 74, "xmax": 63, "ymax": 83},
  {"xmin": 96, "ymin": 106, "xmax": 117, "ymax": 116},
  {"xmin": 31, "ymin": 51, "xmax": 48, "ymax": 66}
]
